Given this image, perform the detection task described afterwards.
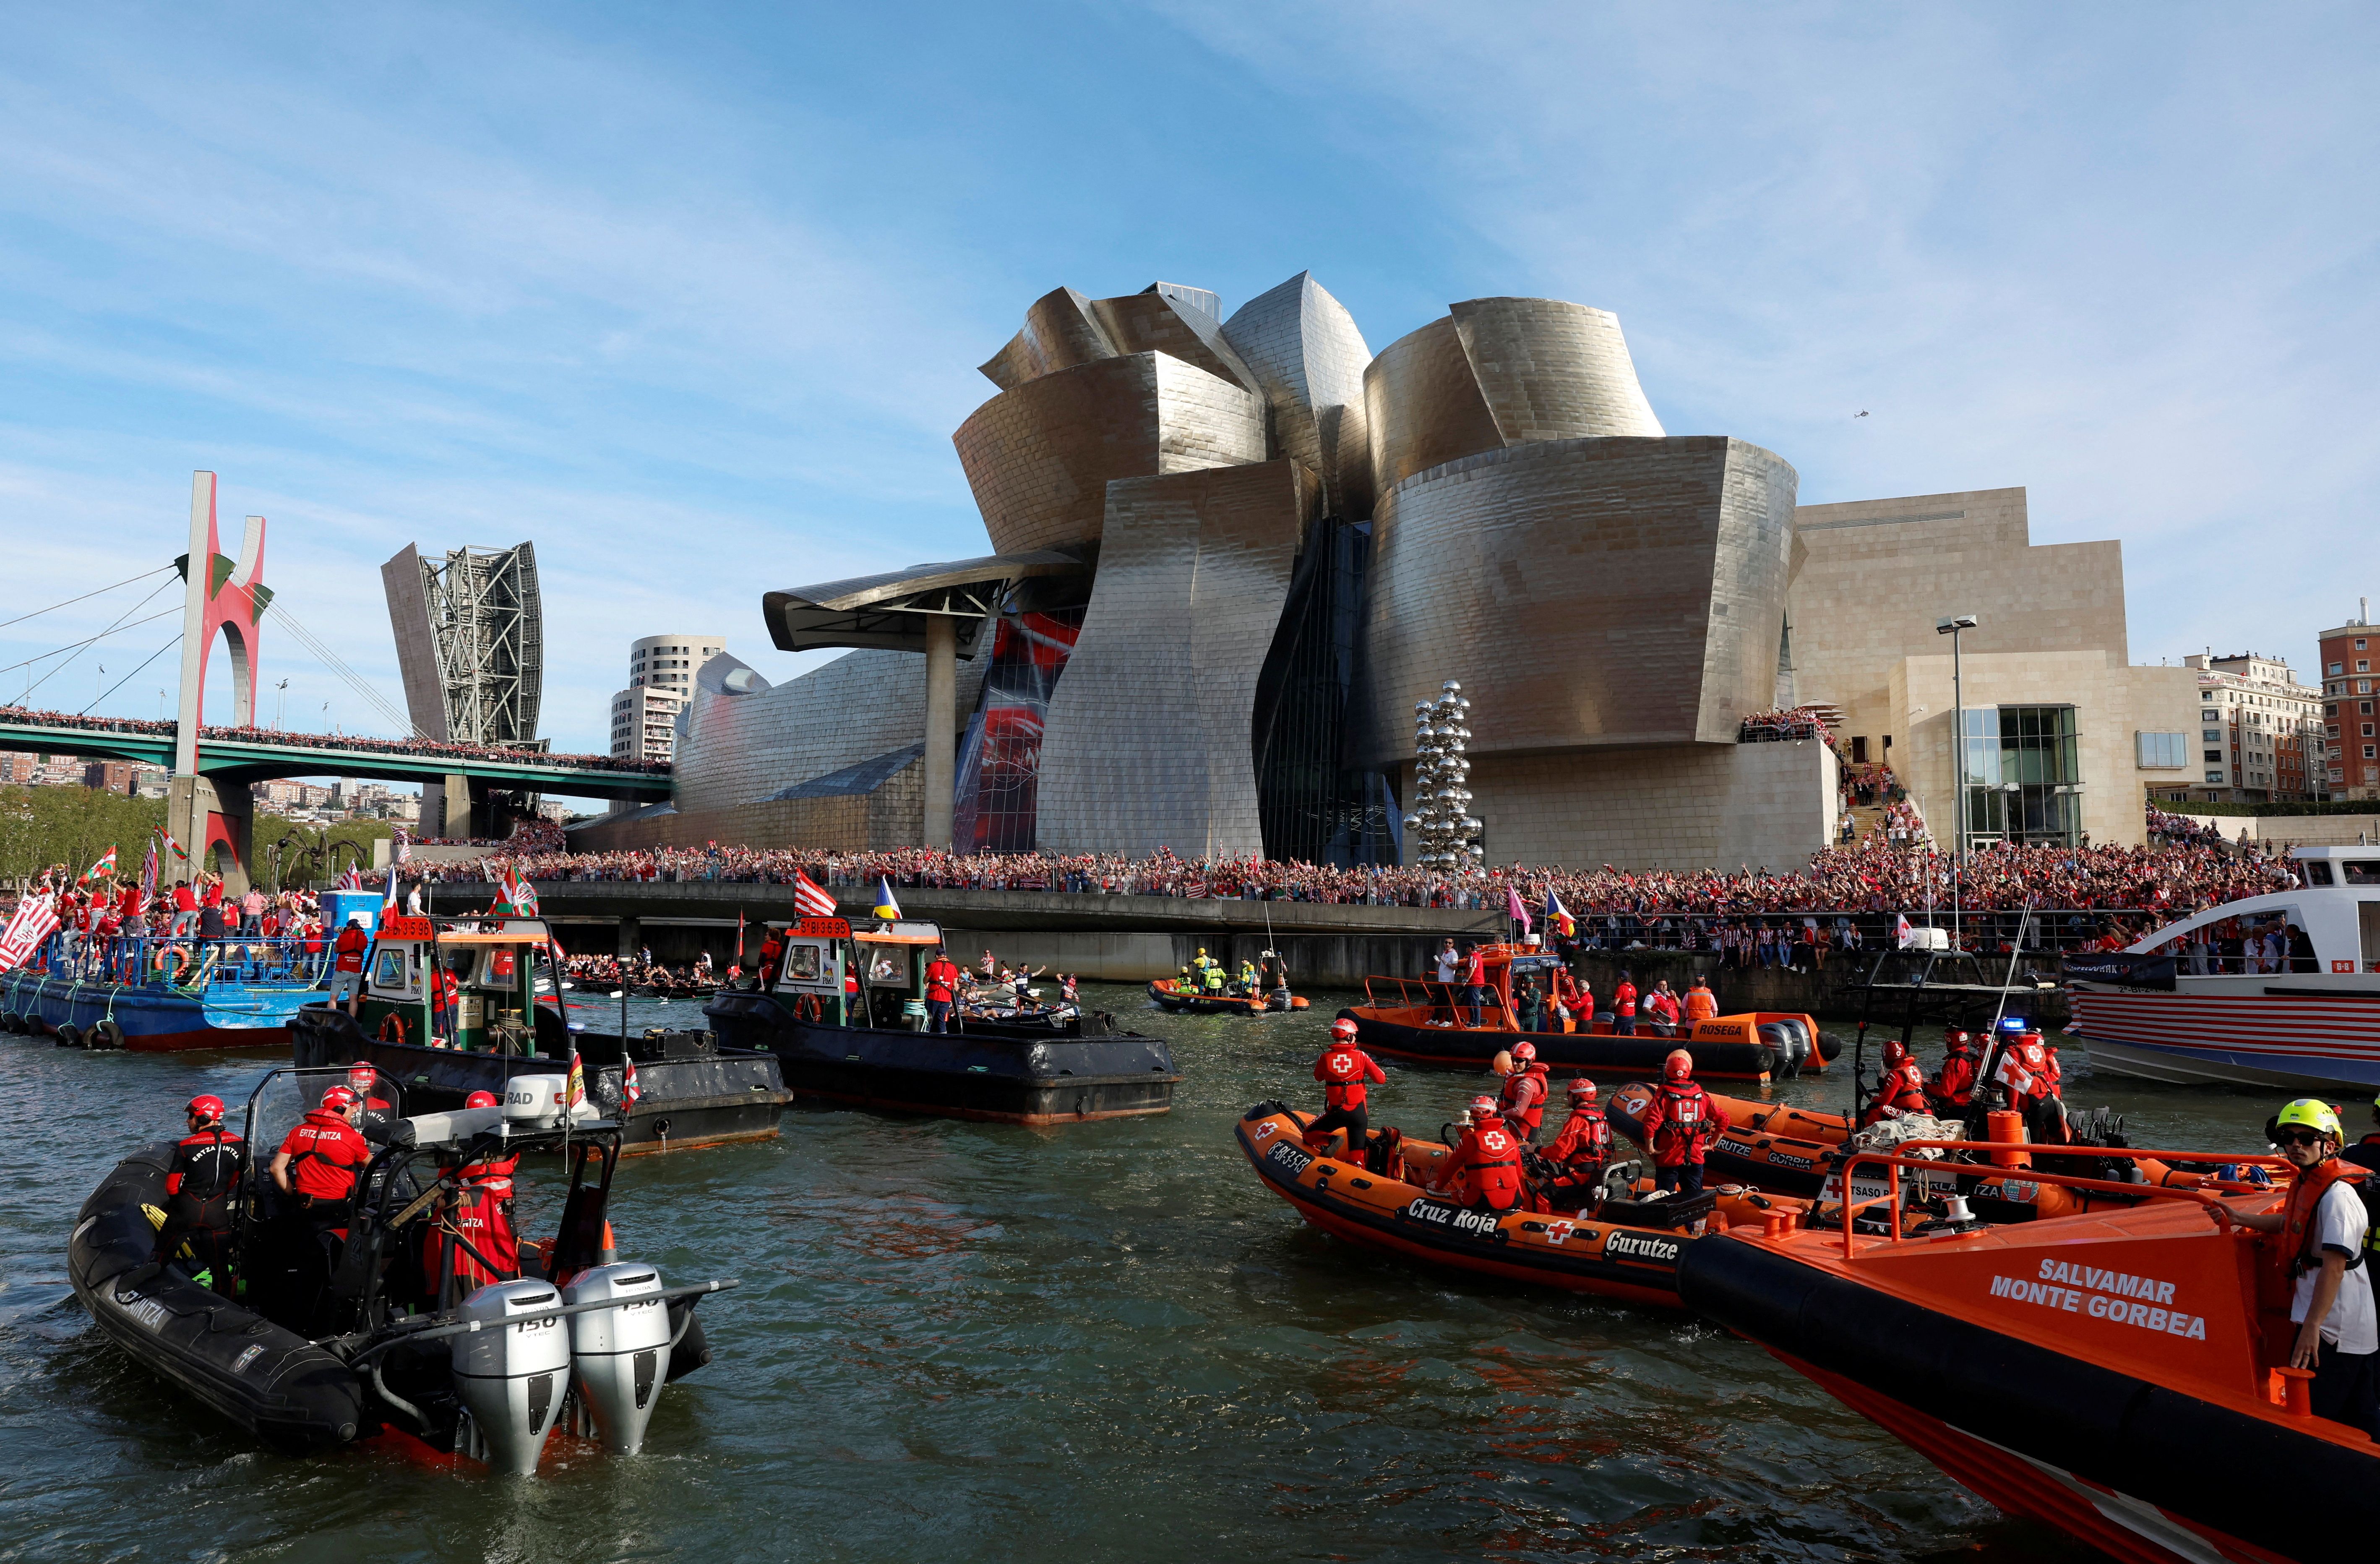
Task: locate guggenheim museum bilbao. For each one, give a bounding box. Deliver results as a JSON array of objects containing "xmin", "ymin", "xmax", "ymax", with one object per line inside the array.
[{"xmin": 578, "ymin": 273, "xmax": 2206, "ymax": 869}]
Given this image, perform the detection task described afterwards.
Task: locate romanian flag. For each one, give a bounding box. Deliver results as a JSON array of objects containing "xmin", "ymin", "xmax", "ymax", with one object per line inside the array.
[{"xmin": 873, "ymin": 877, "xmax": 902, "ymax": 921}]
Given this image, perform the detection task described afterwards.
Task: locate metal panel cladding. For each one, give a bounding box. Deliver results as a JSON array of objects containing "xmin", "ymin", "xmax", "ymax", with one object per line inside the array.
[
  {"xmin": 1350, "ymin": 436, "xmax": 1798, "ymax": 770},
  {"xmin": 1222, "ymin": 272, "xmax": 1376, "ymax": 520},
  {"xmin": 951, "ymin": 352, "xmax": 1264, "ymax": 556}
]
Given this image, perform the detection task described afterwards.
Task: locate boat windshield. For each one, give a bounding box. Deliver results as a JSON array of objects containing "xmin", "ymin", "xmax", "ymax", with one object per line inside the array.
[{"xmin": 2144, "ymin": 905, "xmax": 2323, "ymax": 975}]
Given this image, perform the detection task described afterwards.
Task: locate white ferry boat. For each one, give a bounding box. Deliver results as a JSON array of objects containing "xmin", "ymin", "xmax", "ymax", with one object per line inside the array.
[{"xmin": 2065, "ymin": 845, "xmax": 2380, "ymax": 1090}]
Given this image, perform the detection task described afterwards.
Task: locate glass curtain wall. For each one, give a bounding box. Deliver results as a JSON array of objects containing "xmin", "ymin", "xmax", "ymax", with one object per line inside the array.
[
  {"xmin": 1251, "ymin": 518, "xmax": 1400, "ymax": 865},
  {"xmin": 1960, "ymin": 705, "xmax": 2082, "ymax": 846},
  {"xmin": 949, "ymin": 605, "xmax": 1085, "ymax": 854}
]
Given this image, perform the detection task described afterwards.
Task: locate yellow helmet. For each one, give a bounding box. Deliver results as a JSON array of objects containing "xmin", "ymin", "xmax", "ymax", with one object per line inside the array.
[{"xmin": 2273, "ymin": 1099, "xmax": 2344, "ymax": 1141}]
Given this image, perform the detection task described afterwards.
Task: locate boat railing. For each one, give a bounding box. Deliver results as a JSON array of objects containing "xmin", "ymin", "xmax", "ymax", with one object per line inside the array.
[
  {"xmin": 1826, "ymin": 1141, "xmax": 2290, "ymax": 1259},
  {"xmin": 1359, "ymin": 974, "xmax": 1512, "ymax": 1029},
  {"xmin": 31, "ymin": 934, "xmax": 327, "ymax": 990}
]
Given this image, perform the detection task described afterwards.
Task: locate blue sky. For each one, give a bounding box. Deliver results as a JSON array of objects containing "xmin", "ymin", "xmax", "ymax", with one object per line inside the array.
[{"xmin": 3, "ymin": 4, "xmax": 2375, "ymax": 768}]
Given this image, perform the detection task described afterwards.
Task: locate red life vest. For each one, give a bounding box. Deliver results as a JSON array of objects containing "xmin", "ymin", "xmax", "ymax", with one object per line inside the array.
[
  {"xmin": 278, "ymin": 1110, "xmax": 370, "ymax": 1201},
  {"xmin": 1645, "ymin": 1079, "xmax": 1722, "ymax": 1166},
  {"xmin": 424, "ymin": 1168, "xmax": 521, "ymax": 1296},
  {"xmin": 1548, "ymin": 1106, "xmax": 1611, "ymax": 1170},
  {"xmin": 1314, "ymin": 1042, "xmax": 1384, "ymax": 1110},
  {"xmin": 1932, "ymin": 1047, "xmax": 1978, "ymax": 1107},
  {"xmin": 333, "ymin": 927, "xmax": 368, "ymax": 972},
  {"xmin": 1499, "ymin": 1065, "xmax": 1550, "ymax": 1131},
  {"xmin": 1451, "ymin": 1120, "xmax": 1524, "ymax": 1209}
]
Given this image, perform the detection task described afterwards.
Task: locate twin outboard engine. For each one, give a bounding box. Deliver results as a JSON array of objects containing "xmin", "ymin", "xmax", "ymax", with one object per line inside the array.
[
  {"xmin": 450, "ymin": 1279, "xmax": 572, "ymax": 1474},
  {"xmin": 560, "ymin": 1263, "xmax": 674, "ymax": 1454}
]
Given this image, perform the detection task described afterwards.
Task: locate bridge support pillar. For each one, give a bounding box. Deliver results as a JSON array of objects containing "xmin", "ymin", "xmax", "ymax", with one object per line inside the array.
[
  {"xmin": 437, "ymin": 773, "xmax": 474, "ymax": 841},
  {"xmin": 923, "ymin": 615, "xmax": 955, "ymax": 851},
  {"xmin": 616, "ymin": 916, "xmax": 641, "ymax": 960},
  {"xmin": 168, "ymin": 775, "xmax": 253, "ymax": 896}
]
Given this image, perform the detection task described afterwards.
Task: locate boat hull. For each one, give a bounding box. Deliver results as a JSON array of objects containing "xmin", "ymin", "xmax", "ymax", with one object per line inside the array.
[
  {"xmin": 2067, "ymin": 985, "xmax": 2380, "ymax": 1091},
  {"xmin": 291, "ymin": 1006, "xmax": 791, "ymax": 1154},
  {"xmin": 706, "ymin": 990, "xmax": 1178, "ymax": 1124},
  {"xmin": 1147, "ymin": 980, "xmax": 1307, "ymax": 1016},
  {"xmin": 1677, "ymin": 1231, "xmax": 2377, "ymax": 1564},
  {"xmin": 3, "ymin": 968, "xmax": 311, "ymax": 1052},
  {"xmin": 1344, "ymin": 1008, "xmax": 1778, "ymax": 1080}
]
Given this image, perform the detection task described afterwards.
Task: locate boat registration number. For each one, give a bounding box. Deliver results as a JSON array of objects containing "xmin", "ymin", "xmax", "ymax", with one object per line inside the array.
[{"xmin": 1266, "ymin": 1141, "xmax": 1313, "ymax": 1177}]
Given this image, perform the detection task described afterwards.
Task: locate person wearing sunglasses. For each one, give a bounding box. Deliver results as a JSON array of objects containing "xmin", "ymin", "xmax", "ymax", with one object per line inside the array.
[{"xmin": 2230, "ymin": 1099, "xmax": 2378, "ymax": 1437}]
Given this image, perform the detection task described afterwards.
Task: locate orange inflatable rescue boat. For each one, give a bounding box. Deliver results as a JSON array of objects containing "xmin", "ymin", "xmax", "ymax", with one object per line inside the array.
[
  {"xmin": 1235, "ymin": 1102, "xmax": 1803, "ymax": 1306},
  {"xmin": 1679, "ymin": 1142, "xmax": 2374, "ymax": 1564}
]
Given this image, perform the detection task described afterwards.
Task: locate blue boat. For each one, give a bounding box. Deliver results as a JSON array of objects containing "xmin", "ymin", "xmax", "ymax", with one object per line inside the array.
[{"xmin": 0, "ymin": 934, "xmax": 332, "ymax": 1051}]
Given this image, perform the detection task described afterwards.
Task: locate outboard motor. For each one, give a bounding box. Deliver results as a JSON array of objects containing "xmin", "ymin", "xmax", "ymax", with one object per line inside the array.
[
  {"xmin": 560, "ymin": 1262, "xmax": 673, "ymax": 1454},
  {"xmin": 450, "ymin": 1279, "xmax": 571, "ymax": 1474}
]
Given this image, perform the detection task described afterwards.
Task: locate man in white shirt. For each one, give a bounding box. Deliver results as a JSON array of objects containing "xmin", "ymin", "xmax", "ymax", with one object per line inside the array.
[{"xmin": 2233, "ymin": 1098, "xmax": 2378, "ymax": 1437}]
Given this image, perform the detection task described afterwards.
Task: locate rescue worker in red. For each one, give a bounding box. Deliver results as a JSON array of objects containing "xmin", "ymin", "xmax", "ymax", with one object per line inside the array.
[
  {"xmin": 331, "ymin": 915, "xmax": 371, "ymax": 1016},
  {"xmin": 1611, "ymin": 970, "xmax": 1639, "ymax": 1036},
  {"xmin": 430, "ymin": 960, "xmax": 461, "ymax": 1042},
  {"xmin": 1993, "ymin": 1027, "xmax": 2067, "ymax": 1140},
  {"xmin": 758, "ymin": 926, "xmax": 785, "ymax": 989},
  {"xmin": 1536, "ymin": 1078, "xmax": 1612, "ymax": 1211},
  {"xmin": 1860, "ymin": 1038, "xmax": 1931, "ymax": 1126},
  {"xmin": 925, "ymin": 947, "xmax": 963, "ymax": 1034},
  {"xmin": 154, "ymin": 1094, "xmax": 247, "ymax": 1292},
  {"xmin": 1637, "ymin": 1049, "xmax": 1730, "ymax": 1196},
  {"xmin": 1307, "ymin": 1018, "xmax": 1386, "ymax": 1158},
  {"xmin": 1929, "ymin": 1029, "xmax": 1980, "ymax": 1114},
  {"xmin": 1497, "ymin": 1040, "xmax": 1551, "ymax": 1143},
  {"xmin": 345, "ymin": 1064, "xmax": 397, "ymax": 1139},
  {"xmin": 1551, "ymin": 968, "xmax": 1589, "ymax": 1031},
  {"xmin": 423, "ymin": 1091, "xmax": 522, "ymax": 1307},
  {"xmin": 271, "ymin": 1084, "xmax": 373, "ymax": 1238},
  {"xmin": 1460, "ymin": 943, "xmax": 1488, "ymax": 1028},
  {"xmin": 1436, "ymin": 1095, "xmax": 1526, "ymax": 1214}
]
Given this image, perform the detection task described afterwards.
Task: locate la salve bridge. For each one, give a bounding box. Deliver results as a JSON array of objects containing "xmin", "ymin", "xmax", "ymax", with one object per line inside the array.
[{"xmin": 3, "ymin": 472, "xmax": 670, "ymax": 891}]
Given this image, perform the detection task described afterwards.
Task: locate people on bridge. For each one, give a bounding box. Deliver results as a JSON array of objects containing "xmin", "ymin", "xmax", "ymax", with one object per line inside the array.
[
  {"xmin": 1497, "ymin": 1041, "xmax": 1550, "ymax": 1143},
  {"xmin": 1306, "ymin": 1017, "xmax": 1385, "ymax": 1158},
  {"xmin": 154, "ymin": 1094, "xmax": 246, "ymax": 1294},
  {"xmin": 1536, "ymin": 1078, "xmax": 1612, "ymax": 1211},
  {"xmin": 1638, "ymin": 1049, "xmax": 1729, "ymax": 1196},
  {"xmin": 1437, "ymin": 1095, "xmax": 1525, "ymax": 1215}
]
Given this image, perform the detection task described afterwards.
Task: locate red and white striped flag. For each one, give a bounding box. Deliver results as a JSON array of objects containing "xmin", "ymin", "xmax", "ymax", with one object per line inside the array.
[
  {"xmin": 0, "ymin": 897, "xmax": 61, "ymax": 973},
  {"xmin": 791, "ymin": 870, "xmax": 837, "ymax": 918}
]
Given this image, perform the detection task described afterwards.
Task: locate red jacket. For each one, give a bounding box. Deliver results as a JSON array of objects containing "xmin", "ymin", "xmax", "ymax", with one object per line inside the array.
[
  {"xmin": 925, "ymin": 958, "xmax": 961, "ymax": 1003},
  {"xmin": 1498, "ymin": 1064, "xmax": 1549, "ymax": 1134},
  {"xmin": 333, "ymin": 927, "xmax": 369, "ymax": 973},
  {"xmin": 1932, "ymin": 1047, "xmax": 1978, "ymax": 1108},
  {"xmin": 424, "ymin": 1168, "xmax": 520, "ymax": 1295},
  {"xmin": 1314, "ymin": 1042, "xmax": 1386, "ymax": 1110},
  {"xmin": 1863, "ymin": 1060, "xmax": 1929, "ymax": 1125},
  {"xmin": 277, "ymin": 1110, "xmax": 370, "ymax": 1201},
  {"xmin": 1445, "ymin": 1118, "xmax": 1525, "ymax": 1209},
  {"xmin": 1546, "ymin": 1106, "xmax": 1611, "ymax": 1171},
  {"xmin": 1637, "ymin": 1078, "xmax": 1728, "ymax": 1167},
  {"xmin": 1613, "ymin": 981, "xmax": 1638, "ymax": 1017}
]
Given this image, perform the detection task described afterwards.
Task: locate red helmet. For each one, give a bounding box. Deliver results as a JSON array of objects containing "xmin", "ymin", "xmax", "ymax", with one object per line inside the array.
[
  {"xmin": 1663, "ymin": 1049, "xmax": 1694, "ymax": 1081},
  {"xmin": 346, "ymin": 1064, "xmax": 377, "ymax": 1089},
  {"xmin": 1510, "ymin": 1041, "xmax": 1537, "ymax": 1063},
  {"xmin": 1329, "ymin": 1017, "xmax": 1358, "ymax": 1043},
  {"xmin": 186, "ymin": 1094, "xmax": 225, "ymax": 1123},
  {"xmin": 465, "ymin": 1091, "xmax": 499, "ymax": 1109},
  {"xmin": 1469, "ymin": 1094, "xmax": 1501, "ymax": 1120},
  {"xmin": 1567, "ymin": 1077, "xmax": 1597, "ymax": 1103},
  {"xmin": 321, "ymin": 1085, "xmax": 358, "ymax": 1111},
  {"xmin": 1882, "ymin": 1038, "xmax": 1909, "ymax": 1069}
]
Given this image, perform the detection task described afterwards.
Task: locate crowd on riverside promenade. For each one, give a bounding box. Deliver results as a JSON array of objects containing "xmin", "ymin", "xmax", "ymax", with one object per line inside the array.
[
  {"xmin": 0, "ymin": 704, "xmax": 665, "ymax": 775},
  {"xmin": 430, "ymin": 822, "xmax": 2296, "ymax": 928}
]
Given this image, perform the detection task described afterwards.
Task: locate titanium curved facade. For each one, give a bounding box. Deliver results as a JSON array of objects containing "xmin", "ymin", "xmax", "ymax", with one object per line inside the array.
[
  {"xmin": 673, "ymin": 648, "xmax": 984, "ymax": 816},
  {"xmin": 1221, "ymin": 272, "xmax": 1375, "ymax": 520},
  {"xmin": 1363, "ymin": 297, "xmax": 1665, "ymax": 492},
  {"xmin": 1352, "ymin": 435, "xmax": 1798, "ymax": 769},
  {"xmin": 1036, "ymin": 459, "xmax": 1315, "ymax": 857},
  {"xmin": 952, "ymin": 352, "xmax": 1264, "ymax": 556}
]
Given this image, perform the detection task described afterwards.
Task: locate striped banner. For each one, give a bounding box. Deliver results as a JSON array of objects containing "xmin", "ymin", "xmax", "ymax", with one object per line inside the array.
[{"xmin": 2069, "ymin": 989, "xmax": 2380, "ymax": 1071}]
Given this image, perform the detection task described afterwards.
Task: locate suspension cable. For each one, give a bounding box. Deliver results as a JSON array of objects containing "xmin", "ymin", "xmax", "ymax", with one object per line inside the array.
[
  {"xmin": 269, "ymin": 601, "xmax": 426, "ymax": 739},
  {"xmin": 81, "ymin": 633, "xmax": 183, "ymax": 716},
  {"xmin": 3, "ymin": 598, "xmax": 183, "ymax": 686},
  {"xmin": 0, "ymin": 564, "xmax": 175, "ymax": 637}
]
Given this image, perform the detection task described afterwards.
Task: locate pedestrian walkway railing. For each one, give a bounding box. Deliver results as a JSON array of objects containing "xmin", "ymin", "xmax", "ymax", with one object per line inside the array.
[{"xmin": 18, "ymin": 935, "xmax": 328, "ymax": 990}]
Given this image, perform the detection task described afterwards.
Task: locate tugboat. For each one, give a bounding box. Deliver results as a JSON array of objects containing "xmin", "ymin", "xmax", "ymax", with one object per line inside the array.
[
  {"xmin": 1342, "ymin": 943, "xmax": 1832, "ymax": 1080},
  {"xmin": 2, "ymin": 933, "xmax": 334, "ymax": 1051},
  {"xmin": 707, "ymin": 916, "xmax": 1179, "ymax": 1123},
  {"xmin": 70, "ymin": 1064, "xmax": 737, "ymax": 1466},
  {"xmin": 1235, "ymin": 1101, "xmax": 1803, "ymax": 1303},
  {"xmin": 2066, "ymin": 843, "xmax": 2380, "ymax": 1091},
  {"xmin": 1677, "ymin": 1138, "xmax": 2377, "ymax": 1564},
  {"xmin": 290, "ymin": 914, "xmax": 790, "ymax": 1154}
]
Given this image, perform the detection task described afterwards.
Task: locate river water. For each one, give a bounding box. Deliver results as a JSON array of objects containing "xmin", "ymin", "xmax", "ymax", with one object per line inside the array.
[{"xmin": 0, "ymin": 984, "xmax": 2308, "ymax": 1562}]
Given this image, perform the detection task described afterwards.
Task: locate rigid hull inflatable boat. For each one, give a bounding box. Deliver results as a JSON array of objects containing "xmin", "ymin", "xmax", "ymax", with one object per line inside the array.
[
  {"xmin": 70, "ymin": 1067, "xmax": 735, "ymax": 1467},
  {"xmin": 1677, "ymin": 1144, "xmax": 2372, "ymax": 1564},
  {"xmin": 708, "ymin": 916, "xmax": 1178, "ymax": 1123},
  {"xmin": 288, "ymin": 915, "xmax": 788, "ymax": 1154},
  {"xmin": 1235, "ymin": 1103, "xmax": 1803, "ymax": 1305},
  {"xmin": 1145, "ymin": 978, "xmax": 1309, "ymax": 1016}
]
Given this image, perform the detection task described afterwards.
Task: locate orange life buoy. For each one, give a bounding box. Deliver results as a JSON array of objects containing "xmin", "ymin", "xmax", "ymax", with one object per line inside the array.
[
  {"xmin": 154, "ymin": 947, "xmax": 185, "ymax": 979},
  {"xmin": 378, "ymin": 1011, "xmax": 408, "ymax": 1046}
]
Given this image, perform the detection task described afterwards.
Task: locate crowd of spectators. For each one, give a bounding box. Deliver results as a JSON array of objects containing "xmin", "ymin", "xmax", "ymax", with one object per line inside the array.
[
  {"xmin": 0, "ymin": 705, "xmax": 665, "ymax": 776},
  {"xmin": 1736, "ymin": 707, "xmax": 1840, "ymax": 752}
]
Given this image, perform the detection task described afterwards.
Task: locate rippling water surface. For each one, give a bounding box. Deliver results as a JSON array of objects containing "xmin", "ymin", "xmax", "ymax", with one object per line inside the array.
[{"xmin": 0, "ymin": 985, "xmax": 2302, "ymax": 1561}]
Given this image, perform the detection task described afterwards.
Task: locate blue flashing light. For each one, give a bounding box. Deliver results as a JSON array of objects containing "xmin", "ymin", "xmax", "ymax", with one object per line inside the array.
[{"xmin": 1999, "ymin": 1016, "xmax": 2028, "ymax": 1032}]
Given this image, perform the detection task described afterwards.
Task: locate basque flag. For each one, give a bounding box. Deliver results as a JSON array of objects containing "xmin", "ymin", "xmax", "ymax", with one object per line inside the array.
[
  {"xmin": 873, "ymin": 877, "xmax": 902, "ymax": 921},
  {"xmin": 791, "ymin": 870, "xmax": 838, "ymax": 918}
]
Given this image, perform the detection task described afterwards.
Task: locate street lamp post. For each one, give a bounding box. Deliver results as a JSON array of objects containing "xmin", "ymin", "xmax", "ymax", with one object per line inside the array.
[{"xmin": 1937, "ymin": 614, "xmax": 1979, "ymax": 950}]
